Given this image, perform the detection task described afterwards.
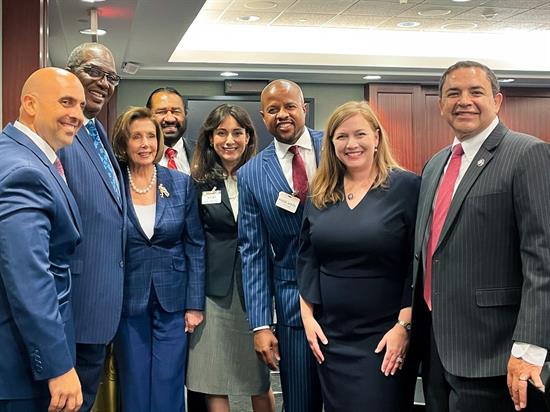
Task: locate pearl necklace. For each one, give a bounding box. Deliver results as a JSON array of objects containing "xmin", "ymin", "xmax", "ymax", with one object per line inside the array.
[{"xmin": 127, "ymin": 165, "xmax": 157, "ymax": 194}]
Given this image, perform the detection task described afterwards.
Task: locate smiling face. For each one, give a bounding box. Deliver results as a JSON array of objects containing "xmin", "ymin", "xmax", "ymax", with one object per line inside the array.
[
  {"xmin": 332, "ymin": 113, "xmax": 379, "ymax": 173},
  {"xmin": 72, "ymin": 46, "xmax": 117, "ymax": 119},
  {"xmin": 149, "ymin": 91, "xmax": 187, "ymax": 147},
  {"xmin": 439, "ymin": 66, "xmax": 503, "ymax": 141},
  {"xmin": 126, "ymin": 118, "xmax": 158, "ymax": 169},
  {"xmin": 210, "ymin": 115, "xmax": 250, "ymax": 173},
  {"xmin": 260, "ymin": 81, "xmax": 307, "ymax": 145}
]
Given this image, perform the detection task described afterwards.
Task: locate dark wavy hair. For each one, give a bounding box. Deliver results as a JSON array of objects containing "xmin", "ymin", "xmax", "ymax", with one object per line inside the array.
[{"xmin": 191, "ymin": 104, "xmax": 257, "ymax": 185}]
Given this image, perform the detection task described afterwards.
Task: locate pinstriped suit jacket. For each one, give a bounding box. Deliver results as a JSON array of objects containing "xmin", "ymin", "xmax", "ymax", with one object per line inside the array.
[
  {"xmin": 412, "ymin": 122, "xmax": 550, "ymax": 378},
  {"xmin": 59, "ymin": 121, "xmax": 126, "ymax": 344},
  {"xmin": 238, "ymin": 129, "xmax": 323, "ymax": 329},
  {"xmin": 122, "ymin": 166, "xmax": 205, "ymax": 316}
]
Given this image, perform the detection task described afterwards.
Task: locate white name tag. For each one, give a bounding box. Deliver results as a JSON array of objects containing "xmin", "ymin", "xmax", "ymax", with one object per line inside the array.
[
  {"xmin": 275, "ymin": 192, "xmax": 300, "ymax": 213},
  {"xmin": 202, "ymin": 190, "xmax": 222, "ymax": 205}
]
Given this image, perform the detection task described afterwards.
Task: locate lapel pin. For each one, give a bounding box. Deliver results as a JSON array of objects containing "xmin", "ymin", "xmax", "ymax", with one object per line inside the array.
[
  {"xmin": 159, "ymin": 184, "xmax": 170, "ymax": 198},
  {"xmin": 477, "ymin": 159, "xmax": 485, "ymax": 167}
]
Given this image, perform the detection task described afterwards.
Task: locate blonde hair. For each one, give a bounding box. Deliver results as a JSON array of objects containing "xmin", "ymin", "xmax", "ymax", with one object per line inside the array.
[{"xmin": 310, "ymin": 101, "xmax": 402, "ymax": 209}]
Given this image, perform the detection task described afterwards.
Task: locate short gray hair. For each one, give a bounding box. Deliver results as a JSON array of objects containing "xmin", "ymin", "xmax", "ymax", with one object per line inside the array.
[{"xmin": 66, "ymin": 42, "xmax": 114, "ymax": 69}]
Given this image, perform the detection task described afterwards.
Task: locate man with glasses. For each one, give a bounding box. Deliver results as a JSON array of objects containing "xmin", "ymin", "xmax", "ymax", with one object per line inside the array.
[
  {"xmin": 146, "ymin": 87, "xmax": 194, "ymax": 174},
  {"xmin": 59, "ymin": 42, "xmax": 125, "ymax": 412}
]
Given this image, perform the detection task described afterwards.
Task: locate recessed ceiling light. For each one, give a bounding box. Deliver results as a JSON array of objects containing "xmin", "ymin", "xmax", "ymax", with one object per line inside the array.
[
  {"xmin": 363, "ymin": 75, "xmax": 382, "ymax": 80},
  {"xmin": 499, "ymin": 78, "xmax": 515, "ymax": 83},
  {"xmin": 81, "ymin": 0, "xmax": 105, "ymax": 3},
  {"xmin": 221, "ymin": 71, "xmax": 239, "ymax": 77},
  {"xmin": 237, "ymin": 15, "xmax": 260, "ymax": 22},
  {"xmin": 397, "ymin": 21, "xmax": 420, "ymax": 28},
  {"xmin": 452, "ymin": 0, "xmax": 472, "ymax": 2},
  {"xmin": 244, "ymin": 1, "xmax": 278, "ymax": 10},
  {"xmin": 441, "ymin": 22, "xmax": 477, "ymax": 31},
  {"xmin": 79, "ymin": 28, "xmax": 107, "ymax": 36},
  {"xmin": 298, "ymin": 19, "xmax": 308, "ymax": 23},
  {"xmin": 418, "ymin": 8, "xmax": 451, "ymax": 17}
]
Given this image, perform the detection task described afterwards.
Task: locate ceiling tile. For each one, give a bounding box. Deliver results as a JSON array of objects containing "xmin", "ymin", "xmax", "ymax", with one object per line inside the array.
[
  {"xmin": 218, "ymin": 11, "xmax": 279, "ymax": 25},
  {"xmin": 452, "ymin": 7, "xmax": 528, "ymax": 21},
  {"xmin": 272, "ymin": 13, "xmax": 335, "ymax": 27},
  {"xmin": 288, "ymin": 0, "xmax": 358, "ymax": 14},
  {"xmin": 536, "ymin": 2, "xmax": 550, "ymax": 9},
  {"xmin": 344, "ymin": 0, "xmax": 417, "ymax": 16},
  {"xmin": 398, "ymin": 4, "xmax": 473, "ymax": 19},
  {"xmin": 324, "ymin": 14, "xmax": 389, "ymax": 29},
  {"xmin": 505, "ymin": 8, "xmax": 550, "ymax": 22},
  {"xmin": 377, "ymin": 17, "xmax": 447, "ymax": 31},
  {"xmin": 482, "ymin": 0, "xmax": 547, "ymax": 8},
  {"xmin": 421, "ymin": 0, "xmax": 486, "ymax": 5},
  {"xmin": 228, "ymin": 0, "xmax": 295, "ymax": 13},
  {"xmin": 203, "ymin": 0, "xmax": 233, "ymax": 11},
  {"xmin": 491, "ymin": 21, "xmax": 545, "ymax": 32}
]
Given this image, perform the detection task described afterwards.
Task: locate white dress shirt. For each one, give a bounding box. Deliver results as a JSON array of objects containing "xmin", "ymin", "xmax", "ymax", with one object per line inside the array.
[
  {"xmin": 442, "ymin": 116, "xmax": 547, "ymax": 366},
  {"xmin": 274, "ymin": 128, "xmax": 317, "ymax": 191},
  {"xmin": 158, "ymin": 138, "xmax": 191, "ymax": 175},
  {"xmin": 14, "ymin": 121, "xmax": 65, "ymax": 182}
]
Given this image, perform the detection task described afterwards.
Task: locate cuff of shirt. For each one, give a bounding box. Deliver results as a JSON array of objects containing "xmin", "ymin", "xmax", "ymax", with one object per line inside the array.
[
  {"xmin": 253, "ymin": 325, "xmax": 271, "ymax": 332},
  {"xmin": 511, "ymin": 342, "xmax": 548, "ymax": 366}
]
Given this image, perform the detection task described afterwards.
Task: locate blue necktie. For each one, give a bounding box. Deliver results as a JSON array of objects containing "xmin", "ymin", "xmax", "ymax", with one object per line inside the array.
[{"xmin": 86, "ymin": 121, "xmax": 121, "ymax": 202}]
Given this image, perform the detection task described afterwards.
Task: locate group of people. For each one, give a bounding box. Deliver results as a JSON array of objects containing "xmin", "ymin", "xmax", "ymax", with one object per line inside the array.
[{"xmin": 0, "ymin": 39, "xmax": 549, "ymax": 412}]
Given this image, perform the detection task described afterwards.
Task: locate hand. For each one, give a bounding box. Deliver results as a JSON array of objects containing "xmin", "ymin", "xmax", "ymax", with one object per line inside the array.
[
  {"xmin": 185, "ymin": 310, "xmax": 204, "ymax": 333},
  {"xmin": 302, "ymin": 316, "xmax": 328, "ymax": 364},
  {"xmin": 507, "ymin": 356, "xmax": 543, "ymax": 411},
  {"xmin": 254, "ymin": 329, "xmax": 280, "ymax": 371},
  {"xmin": 375, "ymin": 323, "xmax": 410, "ymax": 376},
  {"xmin": 48, "ymin": 368, "xmax": 82, "ymax": 412}
]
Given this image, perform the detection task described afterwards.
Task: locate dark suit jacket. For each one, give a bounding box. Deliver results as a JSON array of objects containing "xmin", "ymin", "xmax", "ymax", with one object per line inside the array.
[
  {"xmin": 412, "ymin": 122, "xmax": 550, "ymax": 378},
  {"xmin": 238, "ymin": 129, "xmax": 323, "ymax": 329},
  {"xmin": 0, "ymin": 124, "xmax": 81, "ymax": 399},
  {"xmin": 59, "ymin": 120, "xmax": 126, "ymax": 344},
  {"xmin": 196, "ymin": 180, "xmax": 245, "ymax": 307},
  {"xmin": 122, "ymin": 166, "xmax": 205, "ymax": 316}
]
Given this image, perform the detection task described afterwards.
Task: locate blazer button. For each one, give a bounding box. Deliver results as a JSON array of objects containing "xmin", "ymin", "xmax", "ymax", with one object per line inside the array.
[
  {"xmin": 119, "ymin": 260, "xmax": 124, "ymax": 268},
  {"xmin": 414, "ymin": 253, "xmax": 419, "ymax": 260}
]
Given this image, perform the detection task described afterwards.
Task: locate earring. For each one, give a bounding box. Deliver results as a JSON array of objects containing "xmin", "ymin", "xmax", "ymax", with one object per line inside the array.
[{"xmin": 374, "ymin": 146, "xmax": 378, "ymax": 152}]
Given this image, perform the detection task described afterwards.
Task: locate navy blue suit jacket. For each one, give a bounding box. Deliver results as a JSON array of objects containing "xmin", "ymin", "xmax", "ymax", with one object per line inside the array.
[
  {"xmin": 58, "ymin": 120, "xmax": 126, "ymax": 344},
  {"xmin": 0, "ymin": 124, "xmax": 81, "ymax": 399},
  {"xmin": 123, "ymin": 166, "xmax": 205, "ymax": 316},
  {"xmin": 238, "ymin": 129, "xmax": 323, "ymax": 329}
]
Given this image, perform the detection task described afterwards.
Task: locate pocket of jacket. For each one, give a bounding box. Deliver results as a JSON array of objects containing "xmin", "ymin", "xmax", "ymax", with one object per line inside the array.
[{"xmin": 475, "ymin": 287, "xmax": 521, "ymax": 307}]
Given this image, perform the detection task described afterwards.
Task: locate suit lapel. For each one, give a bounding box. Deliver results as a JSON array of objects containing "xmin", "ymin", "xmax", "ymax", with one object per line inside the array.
[
  {"xmin": 154, "ymin": 166, "xmax": 171, "ymax": 230},
  {"xmin": 262, "ymin": 143, "xmax": 292, "ymax": 194},
  {"xmin": 436, "ymin": 124, "xmax": 506, "ymax": 251},
  {"xmin": 219, "ymin": 181, "xmax": 234, "ymax": 217},
  {"xmin": 122, "ymin": 170, "xmax": 149, "ymax": 241}
]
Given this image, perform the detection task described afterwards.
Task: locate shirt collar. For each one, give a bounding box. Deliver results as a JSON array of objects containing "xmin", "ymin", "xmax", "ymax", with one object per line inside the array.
[
  {"xmin": 83, "ymin": 117, "xmax": 94, "ymax": 127},
  {"xmin": 451, "ymin": 116, "xmax": 499, "ymax": 162},
  {"xmin": 14, "ymin": 120, "xmax": 58, "ymax": 164},
  {"xmin": 164, "ymin": 137, "xmax": 184, "ymax": 154},
  {"xmin": 274, "ymin": 127, "xmax": 312, "ymax": 160}
]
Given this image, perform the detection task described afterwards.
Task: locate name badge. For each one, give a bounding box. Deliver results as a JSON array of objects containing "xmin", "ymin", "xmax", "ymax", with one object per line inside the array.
[
  {"xmin": 202, "ymin": 189, "xmax": 222, "ymax": 205},
  {"xmin": 275, "ymin": 192, "xmax": 300, "ymax": 213}
]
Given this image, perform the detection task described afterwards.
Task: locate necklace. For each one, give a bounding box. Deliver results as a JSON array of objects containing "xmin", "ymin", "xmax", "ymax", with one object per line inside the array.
[
  {"xmin": 345, "ymin": 173, "xmax": 377, "ymax": 201},
  {"xmin": 127, "ymin": 165, "xmax": 157, "ymax": 194}
]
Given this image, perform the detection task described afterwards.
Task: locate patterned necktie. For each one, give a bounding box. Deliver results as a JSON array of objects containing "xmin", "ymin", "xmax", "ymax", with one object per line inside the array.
[
  {"xmin": 424, "ymin": 144, "xmax": 464, "ymax": 310},
  {"xmin": 54, "ymin": 158, "xmax": 65, "ymax": 178},
  {"xmin": 165, "ymin": 147, "xmax": 178, "ymax": 170},
  {"xmin": 86, "ymin": 121, "xmax": 121, "ymax": 201},
  {"xmin": 289, "ymin": 145, "xmax": 308, "ymax": 203}
]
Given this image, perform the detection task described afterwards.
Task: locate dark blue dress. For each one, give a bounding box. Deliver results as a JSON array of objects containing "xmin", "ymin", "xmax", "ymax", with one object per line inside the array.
[{"xmin": 297, "ymin": 169, "xmax": 420, "ymax": 412}]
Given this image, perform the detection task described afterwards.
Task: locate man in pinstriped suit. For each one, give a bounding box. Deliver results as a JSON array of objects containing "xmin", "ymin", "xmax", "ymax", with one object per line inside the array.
[
  {"xmin": 412, "ymin": 61, "xmax": 550, "ymax": 412},
  {"xmin": 59, "ymin": 43, "xmax": 126, "ymax": 411},
  {"xmin": 238, "ymin": 79, "xmax": 323, "ymax": 411}
]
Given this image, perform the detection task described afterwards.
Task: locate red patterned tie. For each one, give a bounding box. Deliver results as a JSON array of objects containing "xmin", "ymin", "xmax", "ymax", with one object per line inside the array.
[
  {"xmin": 165, "ymin": 147, "xmax": 178, "ymax": 170},
  {"xmin": 54, "ymin": 158, "xmax": 65, "ymax": 178},
  {"xmin": 289, "ymin": 145, "xmax": 308, "ymax": 203},
  {"xmin": 424, "ymin": 144, "xmax": 464, "ymax": 310}
]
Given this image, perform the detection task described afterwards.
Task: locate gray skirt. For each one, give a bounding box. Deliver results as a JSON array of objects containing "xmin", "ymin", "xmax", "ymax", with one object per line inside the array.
[{"xmin": 186, "ymin": 278, "xmax": 270, "ymax": 396}]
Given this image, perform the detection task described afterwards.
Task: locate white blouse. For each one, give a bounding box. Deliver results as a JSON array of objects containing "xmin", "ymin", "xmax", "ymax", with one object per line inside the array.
[{"xmin": 134, "ymin": 203, "xmax": 156, "ymax": 239}]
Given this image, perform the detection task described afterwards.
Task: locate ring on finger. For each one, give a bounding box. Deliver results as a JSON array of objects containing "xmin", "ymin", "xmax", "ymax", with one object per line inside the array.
[
  {"xmin": 396, "ymin": 357, "xmax": 404, "ymax": 363},
  {"xmin": 519, "ymin": 376, "xmax": 529, "ymax": 382}
]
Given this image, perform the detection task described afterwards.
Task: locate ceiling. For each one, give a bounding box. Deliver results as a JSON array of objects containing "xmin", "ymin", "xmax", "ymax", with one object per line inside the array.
[{"xmin": 48, "ymin": 0, "xmax": 550, "ymax": 87}]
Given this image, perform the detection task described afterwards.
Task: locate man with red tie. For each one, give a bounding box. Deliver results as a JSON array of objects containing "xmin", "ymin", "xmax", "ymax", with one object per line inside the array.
[
  {"xmin": 412, "ymin": 61, "xmax": 550, "ymax": 412},
  {"xmin": 146, "ymin": 87, "xmax": 194, "ymax": 174}
]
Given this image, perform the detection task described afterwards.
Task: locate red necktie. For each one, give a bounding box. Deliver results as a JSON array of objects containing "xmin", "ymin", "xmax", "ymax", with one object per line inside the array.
[
  {"xmin": 424, "ymin": 144, "xmax": 464, "ymax": 310},
  {"xmin": 54, "ymin": 158, "xmax": 65, "ymax": 178},
  {"xmin": 289, "ymin": 145, "xmax": 308, "ymax": 203},
  {"xmin": 165, "ymin": 147, "xmax": 178, "ymax": 170}
]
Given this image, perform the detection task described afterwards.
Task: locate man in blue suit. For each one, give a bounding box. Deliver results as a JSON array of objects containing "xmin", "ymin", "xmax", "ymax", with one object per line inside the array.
[
  {"xmin": 59, "ymin": 43, "xmax": 125, "ymax": 411},
  {"xmin": 0, "ymin": 67, "xmax": 85, "ymax": 411},
  {"xmin": 238, "ymin": 79, "xmax": 323, "ymax": 411}
]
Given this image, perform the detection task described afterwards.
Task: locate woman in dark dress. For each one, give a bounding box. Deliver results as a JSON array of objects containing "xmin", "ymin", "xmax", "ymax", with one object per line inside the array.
[{"xmin": 297, "ymin": 101, "xmax": 420, "ymax": 412}]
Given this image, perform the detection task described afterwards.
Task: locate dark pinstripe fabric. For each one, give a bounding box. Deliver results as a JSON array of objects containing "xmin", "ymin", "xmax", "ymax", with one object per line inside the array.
[
  {"xmin": 238, "ymin": 129, "xmax": 324, "ymax": 412},
  {"xmin": 413, "ymin": 122, "xmax": 550, "ymax": 380},
  {"xmin": 122, "ymin": 166, "xmax": 205, "ymax": 315},
  {"xmin": 59, "ymin": 121, "xmax": 126, "ymax": 344}
]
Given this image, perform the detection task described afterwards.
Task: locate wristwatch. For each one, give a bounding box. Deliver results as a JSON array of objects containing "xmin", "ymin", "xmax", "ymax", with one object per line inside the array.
[{"xmin": 397, "ymin": 319, "xmax": 412, "ymax": 332}]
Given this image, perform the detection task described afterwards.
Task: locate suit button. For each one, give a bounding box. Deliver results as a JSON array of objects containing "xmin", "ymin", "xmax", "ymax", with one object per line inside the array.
[
  {"xmin": 414, "ymin": 253, "xmax": 419, "ymax": 260},
  {"xmin": 119, "ymin": 260, "xmax": 124, "ymax": 268}
]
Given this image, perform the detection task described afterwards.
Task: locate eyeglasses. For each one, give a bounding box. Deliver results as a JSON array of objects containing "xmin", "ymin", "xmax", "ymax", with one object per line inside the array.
[{"xmin": 79, "ymin": 65, "xmax": 121, "ymax": 86}]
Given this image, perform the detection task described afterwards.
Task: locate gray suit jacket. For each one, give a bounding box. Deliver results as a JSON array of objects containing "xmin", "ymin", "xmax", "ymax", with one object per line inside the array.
[{"xmin": 412, "ymin": 121, "xmax": 550, "ymax": 378}]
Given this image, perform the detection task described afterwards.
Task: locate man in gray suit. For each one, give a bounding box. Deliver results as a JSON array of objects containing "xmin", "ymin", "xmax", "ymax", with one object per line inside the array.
[{"xmin": 412, "ymin": 60, "xmax": 550, "ymax": 412}]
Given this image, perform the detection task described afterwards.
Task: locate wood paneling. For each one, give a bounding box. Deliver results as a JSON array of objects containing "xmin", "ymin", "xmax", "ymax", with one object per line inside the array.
[
  {"xmin": 2, "ymin": 0, "xmax": 47, "ymax": 126},
  {"xmin": 499, "ymin": 89, "xmax": 550, "ymax": 143}
]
